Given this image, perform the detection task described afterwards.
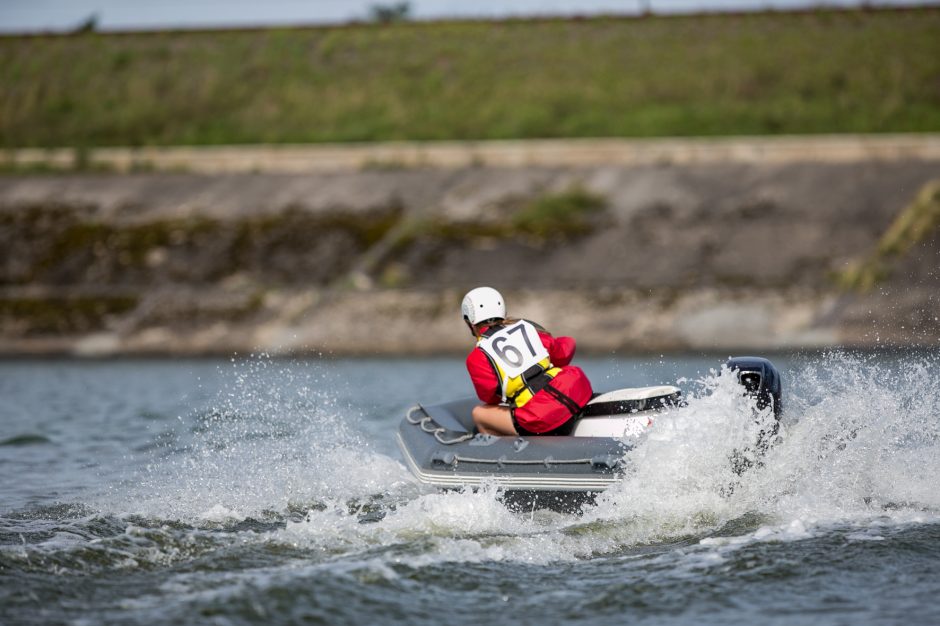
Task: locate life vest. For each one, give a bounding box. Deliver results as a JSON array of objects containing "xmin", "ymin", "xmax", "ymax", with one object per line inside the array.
[{"xmin": 477, "ymin": 320, "xmax": 562, "ymax": 408}]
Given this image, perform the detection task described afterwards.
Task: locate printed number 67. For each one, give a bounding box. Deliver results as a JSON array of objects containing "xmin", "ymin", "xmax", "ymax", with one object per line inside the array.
[
  {"xmin": 493, "ymin": 325, "xmax": 537, "ymax": 367},
  {"xmin": 491, "ymin": 336, "xmax": 524, "ymax": 367}
]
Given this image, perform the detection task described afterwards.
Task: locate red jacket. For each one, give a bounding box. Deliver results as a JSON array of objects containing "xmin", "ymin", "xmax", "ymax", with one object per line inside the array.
[{"xmin": 466, "ymin": 323, "xmax": 593, "ymax": 433}]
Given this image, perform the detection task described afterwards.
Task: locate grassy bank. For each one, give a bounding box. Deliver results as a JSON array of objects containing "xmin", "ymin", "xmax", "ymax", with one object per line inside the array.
[
  {"xmin": 837, "ymin": 179, "xmax": 940, "ymax": 291},
  {"xmin": 1, "ymin": 8, "xmax": 939, "ymax": 148}
]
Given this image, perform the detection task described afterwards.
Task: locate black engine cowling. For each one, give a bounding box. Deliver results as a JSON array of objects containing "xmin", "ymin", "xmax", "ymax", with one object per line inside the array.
[
  {"xmin": 726, "ymin": 356, "xmax": 782, "ymax": 419},
  {"xmin": 725, "ymin": 356, "xmax": 783, "ymax": 472}
]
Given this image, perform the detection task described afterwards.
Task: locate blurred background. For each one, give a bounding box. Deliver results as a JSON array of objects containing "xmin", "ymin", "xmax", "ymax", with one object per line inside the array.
[{"xmin": 1, "ymin": 0, "xmax": 938, "ymax": 356}]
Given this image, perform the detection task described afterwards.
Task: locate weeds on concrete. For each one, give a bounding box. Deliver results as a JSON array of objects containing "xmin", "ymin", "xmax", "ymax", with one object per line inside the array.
[{"xmin": 836, "ymin": 180, "xmax": 940, "ymax": 291}]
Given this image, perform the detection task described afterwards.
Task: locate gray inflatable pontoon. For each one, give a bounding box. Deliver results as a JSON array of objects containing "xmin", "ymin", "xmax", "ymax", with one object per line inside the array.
[{"xmin": 396, "ymin": 357, "xmax": 782, "ymax": 511}]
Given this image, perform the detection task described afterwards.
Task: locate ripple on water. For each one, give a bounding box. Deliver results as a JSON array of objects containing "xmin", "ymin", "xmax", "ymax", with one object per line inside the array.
[
  {"xmin": 3, "ymin": 353, "xmax": 940, "ymax": 626},
  {"xmin": 0, "ymin": 434, "xmax": 52, "ymax": 446}
]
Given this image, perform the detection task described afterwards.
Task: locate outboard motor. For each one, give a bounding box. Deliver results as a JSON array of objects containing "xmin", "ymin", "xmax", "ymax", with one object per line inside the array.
[
  {"xmin": 725, "ymin": 356, "xmax": 783, "ymax": 473},
  {"xmin": 726, "ymin": 356, "xmax": 783, "ymax": 419}
]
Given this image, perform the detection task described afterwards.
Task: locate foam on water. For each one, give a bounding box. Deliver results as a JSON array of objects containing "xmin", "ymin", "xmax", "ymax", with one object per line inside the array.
[
  {"xmin": 583, "ymin": 352, "xmax": 940, "ymax": 560},
  {"xmin": 89, "ymin": 352, "xmax": 940, "ymax": 571},
  {"xmin": 114, "ymin": 356, "xmax": 417, "ymax": 522},
  {"xmin": 748, "ymin": 353, "xmax": 940, "ymax": 520},
  {"xmin": 7, "ymin": 354, "xmax": 940, "ymax": 626},
  {"xmin": 296, "ymin": 353, "xmax": 939, "ymax": 567},
  {"xmin": 588, "ymin": 353, "xmax": 940, "ymax": 548}
]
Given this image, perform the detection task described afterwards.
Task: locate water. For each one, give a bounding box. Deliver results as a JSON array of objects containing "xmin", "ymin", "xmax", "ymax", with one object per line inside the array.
[{"xmin": 2, "ymin": 352, "xmax": 939, "ymax": 625}]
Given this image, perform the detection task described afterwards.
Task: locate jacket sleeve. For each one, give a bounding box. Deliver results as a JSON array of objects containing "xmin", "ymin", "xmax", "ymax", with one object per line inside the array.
[
  {"xmin": 466, "ymin": 348, "xmax": 502, "ymax": 405},
  {"xmin": 538, "ymin": 330, "xmax": 576, "ymax": 368}
]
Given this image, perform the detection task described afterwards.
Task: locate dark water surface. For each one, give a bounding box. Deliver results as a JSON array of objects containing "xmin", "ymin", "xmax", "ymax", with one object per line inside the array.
[{"xmin": 2, "ymin": 353, "xmax": 939, "ymax": 625}]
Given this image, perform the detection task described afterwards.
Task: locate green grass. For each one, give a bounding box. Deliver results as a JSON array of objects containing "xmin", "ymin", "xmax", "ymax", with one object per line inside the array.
[
  {"xmin": 400, "ymin": 186, "xmax": 607, "ymax": 245},
  {"xmin": 836, "ymin": 180, "xmax": 940, "ymax": 291},
  {"xmin": 0, "ymin": 296, "xmax": 138, "ymax": 334},
  {"xmin": 0, "ymin": 203, "xmax": 403, "ymax": 288},
  {"xmin": 1, "ymin": 8, "xmax": 939, "ymax": 148},
  {"xmin": 511, "ymin": 187, "xmax": 606, "ymax": 238}
]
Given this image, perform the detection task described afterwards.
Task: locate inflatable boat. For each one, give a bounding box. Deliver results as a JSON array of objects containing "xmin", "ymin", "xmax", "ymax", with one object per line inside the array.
[{"xmin": 396, "ymin": 357, "xmax": 782, "ymax": 511}]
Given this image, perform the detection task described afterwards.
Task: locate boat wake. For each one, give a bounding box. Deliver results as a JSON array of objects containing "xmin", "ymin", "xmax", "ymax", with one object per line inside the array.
[
  {"xmin": 118, "ymin": 357, "xmax": 423, "ymax": 524},
  {"xmin": 4, "ymin": 353, "xmax": 940, "ymax": 578},
  {"xmin": 291, "ymin": 352, "xmax": 939, "ymax": 568},
  {"xmin": 578, "ymin": 351, "xmax": 940, "ymax": 557}
]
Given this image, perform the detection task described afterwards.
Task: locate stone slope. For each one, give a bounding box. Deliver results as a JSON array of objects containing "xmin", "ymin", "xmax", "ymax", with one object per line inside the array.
[{"xmin": 1, "ymin": 158, "xmax": 938, "ymax": 355}]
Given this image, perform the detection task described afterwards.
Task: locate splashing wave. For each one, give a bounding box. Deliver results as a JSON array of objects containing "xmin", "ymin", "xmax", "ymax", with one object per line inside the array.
[{"xmin": 21, "ymin": 352, "xmax": 939, "ymax": 573}]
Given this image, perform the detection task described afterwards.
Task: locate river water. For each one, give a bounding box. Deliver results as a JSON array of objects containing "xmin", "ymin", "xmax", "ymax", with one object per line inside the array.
[{"xmin": 1, "ymin": 352, "xmax": 939, "ymax": 625}]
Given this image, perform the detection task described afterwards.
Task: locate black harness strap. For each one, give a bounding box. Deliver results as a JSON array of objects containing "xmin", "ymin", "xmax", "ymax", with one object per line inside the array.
[
  {"xmin": 480, "ymin": 326, "xmax": 501, "ymax": 338},
  {"xmin": 508, "ymin": 364, "xmax": 553, "ymax": 404},
  {"xmin": 544, "ymin": 384, "xmax": 583, "ymax": 416}
]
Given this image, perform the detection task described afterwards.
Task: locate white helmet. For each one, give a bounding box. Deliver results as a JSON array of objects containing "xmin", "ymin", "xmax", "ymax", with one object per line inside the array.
[{"xmin": 461, "ymin": 287, "xmax": 506, "ymax": 325}]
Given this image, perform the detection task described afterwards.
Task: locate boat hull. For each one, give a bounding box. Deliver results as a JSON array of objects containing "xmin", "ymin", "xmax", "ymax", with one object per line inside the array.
[
  {"xmin": 396, "ymin": 397, "xmax": 639, "ymax": 499},
  {"xmin": 396, "ymin": 357, "xmax": 782, "ymax": 511}
]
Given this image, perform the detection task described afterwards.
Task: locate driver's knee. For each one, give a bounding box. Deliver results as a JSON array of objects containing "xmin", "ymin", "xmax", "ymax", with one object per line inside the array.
[{"xmin": 471, "ymin": 404, "xmax": 488, "ymax": 428}]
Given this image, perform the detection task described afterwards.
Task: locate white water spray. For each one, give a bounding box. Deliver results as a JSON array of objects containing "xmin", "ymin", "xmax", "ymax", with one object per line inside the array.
[
  {"xmin": 122, "ymin": 353, "xmax": 940, "ymax": 566},
  {"xmin": 127, "ymin": 357, "xmax": 416, "ymax": 521}
]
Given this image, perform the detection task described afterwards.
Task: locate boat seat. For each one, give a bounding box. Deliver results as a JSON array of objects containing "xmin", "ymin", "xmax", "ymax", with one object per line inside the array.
[{"xmin": 581, "ymin": 385, "xmax": 681, "ymax": 418}]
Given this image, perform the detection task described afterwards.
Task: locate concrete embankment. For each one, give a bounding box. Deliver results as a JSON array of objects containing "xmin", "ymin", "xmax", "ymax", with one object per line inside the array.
[
  {"xmin": 1, "ymin": 136, "xmax": 939, "ymax": 356},
  {"xmin": 5, "ymin": 134, "xmax": 940, "ymax": 173}
]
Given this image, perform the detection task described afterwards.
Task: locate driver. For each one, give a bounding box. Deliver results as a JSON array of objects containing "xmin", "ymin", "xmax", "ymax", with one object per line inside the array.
[{"xmin": 462, "ymin": 286, "xmax": 593, "ymax": 436}]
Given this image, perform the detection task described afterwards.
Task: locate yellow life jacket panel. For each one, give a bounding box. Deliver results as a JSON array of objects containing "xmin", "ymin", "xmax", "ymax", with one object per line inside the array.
[{"xmin": 477, "ymin": 320, "xmax": 561, "ymax": 407}]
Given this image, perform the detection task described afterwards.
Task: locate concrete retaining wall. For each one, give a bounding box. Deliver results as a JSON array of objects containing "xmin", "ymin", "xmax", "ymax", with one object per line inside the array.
[{"xmin": 6, "ymin": 134, "xmax": 940, "ymax": 173}]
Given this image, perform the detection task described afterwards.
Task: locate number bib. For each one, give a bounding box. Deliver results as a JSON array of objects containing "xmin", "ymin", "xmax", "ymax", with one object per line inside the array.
[{"xmin": 478, "ymin": 320, "xmax": 550, "ymax": 383}]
